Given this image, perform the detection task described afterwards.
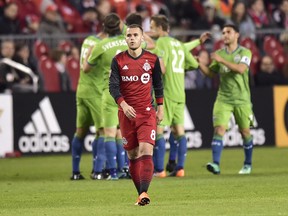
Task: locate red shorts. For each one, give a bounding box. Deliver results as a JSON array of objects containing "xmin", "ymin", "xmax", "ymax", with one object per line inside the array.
[{"xmin": 118, "ymin": 109, "xmax": 157, "ymax": 151}]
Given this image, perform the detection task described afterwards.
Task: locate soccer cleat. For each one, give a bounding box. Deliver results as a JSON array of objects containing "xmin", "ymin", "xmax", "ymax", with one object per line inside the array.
[
  {"xmin": 135, "ymin": 192, "xmax": 150, "ymax": 206},
  {"xmin": 153, "ymin": 171, "xmax": 166, "ymax": 178},
  {"xmin": 90, "ymin": 172, "xmax": 104, "ymax": 180},
  {"xmin": 206, "ymin": 162, "xmax": 220, "ymax": 175},
  {"xmin": 117, "ymin": 167, "xmax": 131, "ymax": 179},
  {"xmin": 166, "ymin": 161, "xmax": 177, "ymax": 173},
  {"xmin": 70, "ymin": 173, "xmax": 85, "ymax": 180},
  {"xmin": 169, "ymin": 169, "xmax": 185, "ymax": 177},
  {"xmin": 238, "ymin": 165, "xmax": 252, "ymax": 174},
  {"xmin": 106, "ymin": 173, "xmax": 119, "ymax": 180}
]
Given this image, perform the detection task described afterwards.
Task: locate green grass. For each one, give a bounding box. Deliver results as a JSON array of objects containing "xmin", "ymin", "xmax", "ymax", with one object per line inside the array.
[{"xmin": 1, "ymin": 147, "xmax": 288, "ymax": 216}]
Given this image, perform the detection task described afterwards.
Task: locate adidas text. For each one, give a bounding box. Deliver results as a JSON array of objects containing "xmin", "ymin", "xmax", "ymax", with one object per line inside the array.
[{"xmin": 19, "ymin": 133, "xmax": 69, "ymax": 153}]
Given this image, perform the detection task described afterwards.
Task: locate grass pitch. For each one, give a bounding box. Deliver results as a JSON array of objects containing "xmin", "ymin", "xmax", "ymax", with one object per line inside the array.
[{"xmin": 1, "ymin": 147, "xmax": 288, "ymax": 216}]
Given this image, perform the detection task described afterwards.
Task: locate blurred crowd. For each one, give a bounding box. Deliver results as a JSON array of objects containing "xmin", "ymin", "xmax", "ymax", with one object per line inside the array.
[{"xmin": 0, "ymin": 0, "xmax": 288, "ymax": 93}]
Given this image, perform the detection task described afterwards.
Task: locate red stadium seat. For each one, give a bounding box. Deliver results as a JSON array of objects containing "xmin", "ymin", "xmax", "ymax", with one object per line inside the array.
[
  {"xmin": 66, "ymin": 57, "xmax": 80, "ymax": 91},
  {"xmin": 272, "ymin": 51, "xmax": 286, "ymax": 71},
  {"xmin": 38, "ymin": 56, "xmax": 61, "ymax": 92},
  {"xmin": 58, "ymin": 40, "xmax": 73, "ymax": 54},
  {"xmin": 263, "ymin": 36, "xmax": 284, "ymax": 55},
  {"xmin": 34, "ymin": 40, "xmax": 50, "ymax": 59},
  {"xmin": 240, "ymin": 37, "xmax": 261, "ymax": 75}
]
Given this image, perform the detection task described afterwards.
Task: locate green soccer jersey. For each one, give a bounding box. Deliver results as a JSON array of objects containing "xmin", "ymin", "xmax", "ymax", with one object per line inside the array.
[
  {"xmin": 77, "ymin": 35, "xmax": 103, "ymax": 98},
  {"xmin": 155, "ymin": 36, "xmax": 199, "ymax": 102},
  {"xmin": 87, "ymin": 34, "xmax": 127, "ymax": 89},
  {"xmin": 209, "ymin": 45, "xmax": 252, "ymax": 105}
]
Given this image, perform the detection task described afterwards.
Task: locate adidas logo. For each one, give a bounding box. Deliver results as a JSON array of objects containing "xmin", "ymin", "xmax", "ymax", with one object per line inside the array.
[
  {"xmin": 122, "ymin": 65, "xmax": 129, "ymax": 70},
  {"xmin": 18, "ymin": 97, "xmax": 69, "ymax": 153}
]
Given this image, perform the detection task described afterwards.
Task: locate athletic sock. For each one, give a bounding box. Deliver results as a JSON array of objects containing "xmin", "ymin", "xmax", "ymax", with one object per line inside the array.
[
  {"xmin": 105, "ymin": 137, "xmax": 117, "ymax": 173},
  {"xmin": 116, "ymin": 139, "xmax": 125, "ymax": 171},
  {"xmin": 91, "ymin": 137, "xmax": 98, "ymax": 172},
  {"xmin": 154, "ymin": 134, "xmax": 166, "ymax": 172},
  {"xmin": 94, "ymin": 136, "xmax": 105, "ymax": 173},
  {"xmin": 176, "ymin": 135, "xmax": 187, "ymax": 170},
  {"xmin": 169, "ymin": 132, "xmax": 178, "ymax": 162},
  {"xmin": 129, "ymin": 157, "xmax": 141, "ymax": 194},
  {"xmin": 72, "ymin": 136, "xmax": 83, "ymax": 173},
  {"xmin": 243, "ymin": 136, "xmax": 253, "ymax": 165},
  {"xmin": 139, "ymin": 155, "xmax": 154, "ymax": 194},
  {"xmin": 211, "ymin": 135, "xmax": 223, "ymax": 165}
]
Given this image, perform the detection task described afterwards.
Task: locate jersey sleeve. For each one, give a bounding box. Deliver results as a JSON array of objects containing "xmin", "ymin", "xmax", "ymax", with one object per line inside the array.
[
  {"xmin": 156, "ymin": 39, "xmax": 168, "ymax": 66},
  {"xmin": 109, "ymin": 57, "xmax": 123, "ymax": 105},
  {"xmin": 240, "ymin": 49, "xmax": 252, "ymax": 67},
  {"xmin": 87, "ymin": 43, "xmax": 103, "ymax": 66},
  {"xmin": 152, "ymin": 57, "xmax": 164, "ymax": 105},
  {"xmin": 209, "ymin": 60, "xmax": 219, "ymax": 74},
  {"xmin": 184, "ymin": 45, "xmax": 199, "ymax": 70},
  {"xmin": 184, "ymin": 39, "xmax": 201, "ymax": 51}
]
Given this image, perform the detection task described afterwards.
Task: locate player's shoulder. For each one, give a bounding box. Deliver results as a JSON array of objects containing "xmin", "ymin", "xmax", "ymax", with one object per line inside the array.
[
  {"xmin": 82, "ymin": 35, "xmax": 100, "ymax": 46},
  {"xmin": 143, "ymin": 50, "xmax": 159, "ymax": 60},
  {"xmin": 238, "ymin": 45, "xmax": 252, "ymax": 55}
]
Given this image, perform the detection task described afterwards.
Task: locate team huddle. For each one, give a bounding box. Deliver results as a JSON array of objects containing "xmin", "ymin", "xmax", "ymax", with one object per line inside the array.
[{"xmin": 70, "ymin": 12, "xmax": 254, "ymax": 206}]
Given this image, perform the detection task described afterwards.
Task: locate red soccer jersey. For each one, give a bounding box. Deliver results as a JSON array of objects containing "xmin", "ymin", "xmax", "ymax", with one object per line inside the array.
[{"xmin": 110, "ymin": 50, "xmax": 163, "ymax": 113}]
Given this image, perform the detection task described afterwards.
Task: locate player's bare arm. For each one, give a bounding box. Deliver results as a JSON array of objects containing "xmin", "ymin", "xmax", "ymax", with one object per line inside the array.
[
  {"xmin": 83, "ymin": 46, "xmax": 94, "ymax": 73},
  {"xmin": 156, "ymin": 105, "xmax": 164, "ymax": 124},
  {"xmin": 211, "ymin": 53, "xmax": 248, "ymax": 74},
  {"xmin": 143, "ymin": 32, "xmax": 156, "ymax": 50},
  {"xmin": 159, "ymin": 58, "xmax": 166, "ymax": 74},
  {"xmin": 199, "ymin": 32, "xmax": 211, "ymax": 44},
  {"xmin": 120, "ymin": 100, "xmax": 136, "ymax": 119},
  {"xmin": 198, "ymin": 62, "xmax": 215, "ymax": 78}
]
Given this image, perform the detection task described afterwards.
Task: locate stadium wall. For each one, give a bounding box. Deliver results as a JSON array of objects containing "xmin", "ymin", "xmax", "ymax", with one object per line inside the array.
[{"xmin": 0, "ymin": 86, "xmax": 287, "ymax": 156}]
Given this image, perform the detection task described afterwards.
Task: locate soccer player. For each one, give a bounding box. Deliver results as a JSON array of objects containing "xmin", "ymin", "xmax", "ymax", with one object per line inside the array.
[
  {"xmin": 150, "ymin": 15, "xmax": 206, "ymax": 177},
  {"xmin": 199, "ymin": 24, "xmax": 254, "ymax": 175},
  {"xmin": 84, "ymin": 13, "xmax": 137, "ymax": 180},
  {"xmin": 70, "ymin": 32, "xmax": 107, "ymax": 180},
  {"xmin": 109, "ymin": 24, "xmax": 164, "ymax": 206}
]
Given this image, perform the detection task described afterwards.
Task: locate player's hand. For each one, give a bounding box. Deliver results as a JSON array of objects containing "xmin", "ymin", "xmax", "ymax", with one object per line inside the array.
[
  {"xmin": 210, "ymin": 52, "xmax": 222, "ymax": 63},
  {"xmin": 199, "ymin": 32, "xmax": 211, "ymax": 44},
  {"xmin": 156, "ymin": 105, "xmax": 164, "ymax": 124},
  {"xmin": 121, "ymin": 102, "xmax": 136, "ymax": 119}
]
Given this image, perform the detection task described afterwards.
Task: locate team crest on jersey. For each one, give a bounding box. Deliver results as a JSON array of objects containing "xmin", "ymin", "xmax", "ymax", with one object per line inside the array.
[
  {"xmin": 234, "ymin": 54, "xmax": 241, "ymax": 63},
  {"xmin": 143, "ymin": 60, "xmax": 151, "ymax": 72}
]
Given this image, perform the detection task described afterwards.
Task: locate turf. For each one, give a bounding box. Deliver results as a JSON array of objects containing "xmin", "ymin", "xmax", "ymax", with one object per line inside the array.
[{"xmin": 0, "ymin": 147, "xmax": 288, "ymax": 216}]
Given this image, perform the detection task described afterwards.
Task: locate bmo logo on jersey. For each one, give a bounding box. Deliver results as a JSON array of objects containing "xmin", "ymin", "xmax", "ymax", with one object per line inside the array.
[{"xmin": 121, "ymin": 73, "xmax": 150, "ymax": 84}]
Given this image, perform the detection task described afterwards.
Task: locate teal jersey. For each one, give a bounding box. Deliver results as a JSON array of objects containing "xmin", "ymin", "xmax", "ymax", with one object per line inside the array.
[
  {"xmin": 87, "ymin": 34, "xmax": 127, "ymax": 89},
  {"xmin": 209, "ymin": 45, "xmax": 252, "ymax": 105},
  {"xmin": 77, "ymin": 35, "xmax": 103, "ymax": 98},
  {"xmin": 155, "ymin": 36, "xmax": 199, "ymax": 102}
]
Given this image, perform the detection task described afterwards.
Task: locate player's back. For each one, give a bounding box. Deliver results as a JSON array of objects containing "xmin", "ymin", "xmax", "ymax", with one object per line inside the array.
[
  {"xmin": 156, "ymin": 36, "xmax": 190, "ymax": 102},
  {"xmin": 90, "ymin": 34, "xmax": 128, "ymax": 88},
  {"xmin": 77, "ymin": 35, "xmax": 103, "ymax": 98}
]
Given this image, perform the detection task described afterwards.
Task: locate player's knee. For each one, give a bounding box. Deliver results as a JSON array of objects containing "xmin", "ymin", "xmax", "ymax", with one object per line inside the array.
[
  {"xmin": 75, "ymin": 128, "xmax": 88, "ymax": 139},
  {"xmin": 214, "ymin": 126, "xmax": 226, "ymax": 136},
  {"xmin": 240, "ymin": 129, "xmax": 251, "ymax": 139}
]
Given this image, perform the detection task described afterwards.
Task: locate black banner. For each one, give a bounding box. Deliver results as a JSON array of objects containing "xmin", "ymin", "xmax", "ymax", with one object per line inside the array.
[{"xmin": 13, "ymin": 88, "xmax": 275, "ymax": 155}]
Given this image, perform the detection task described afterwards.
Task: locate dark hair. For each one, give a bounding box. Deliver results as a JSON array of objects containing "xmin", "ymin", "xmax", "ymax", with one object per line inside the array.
[
  {"xmin": 127, "ymin": 24, "xmax": 143, "ymax": 33},
  {"xmin": 151, "ymin": 15, "xmax": 169, "ymax": 31},
  {"xmin": 231, "ymin": 1, "xmax": 248, "ymax": 23},
  {"xmin": 125, "ymin": 13, "xmax": 142, "ymax": 26},
  {"xmin": 103, "ymin": 13, "xmax": 121, "ymax": 36},
  {"xmin": 223, "ymin": 24, "xmax": 239, "ymax": 33}
]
